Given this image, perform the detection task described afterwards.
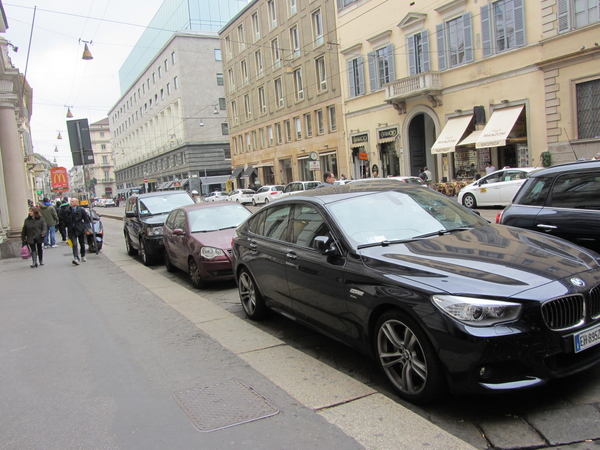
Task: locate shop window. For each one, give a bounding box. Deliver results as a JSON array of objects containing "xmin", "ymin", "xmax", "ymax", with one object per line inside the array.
[
  {"xmin": 481, "ymin": 0, "xmax": 526, "ymax": 56},
  {"xmin": 436, "ymin": 13, "xmax": 474, "ymax": 70},
  {"xmin": 576, "ymin": 78, "xmax": 600, "ymax": 140},
  {"xmin": 368, "ymin": 44, "xmax": 395, "ymax": 91},
  {"xmin": 347, "ymin": 57, "xmax": 365, "ymax": 98},
  {"xmin": 407, "ymin": 31, "xmax": 430, "ymax": 75}
]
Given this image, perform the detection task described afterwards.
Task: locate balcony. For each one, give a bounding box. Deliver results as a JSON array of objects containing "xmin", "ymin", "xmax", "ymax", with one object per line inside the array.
[{"xmin": 384, "ymin": 71, "xmax": 443, "ymax": 114}]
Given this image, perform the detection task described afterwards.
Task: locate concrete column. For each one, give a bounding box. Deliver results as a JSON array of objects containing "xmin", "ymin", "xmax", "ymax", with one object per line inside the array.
[{"xmin": 0, "ymin": 100, "xmax": 29, "ymax": 238}]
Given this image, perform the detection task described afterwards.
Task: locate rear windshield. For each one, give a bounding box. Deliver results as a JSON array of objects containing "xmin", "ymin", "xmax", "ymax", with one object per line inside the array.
[{"xmin": 512, "ymin": 177, "xmax": 552, "ymax": 206}]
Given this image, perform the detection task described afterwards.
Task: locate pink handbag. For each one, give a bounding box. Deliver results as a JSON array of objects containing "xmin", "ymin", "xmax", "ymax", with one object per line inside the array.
[{"xmin": 20, "ymin": 245, "xmax": 31, "ymax": 260}]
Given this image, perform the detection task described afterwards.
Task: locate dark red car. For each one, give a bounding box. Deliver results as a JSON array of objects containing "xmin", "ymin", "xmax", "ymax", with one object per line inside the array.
[{"xmin": 163, "ymin": 202, "xmax": 251, "ymax": 288}]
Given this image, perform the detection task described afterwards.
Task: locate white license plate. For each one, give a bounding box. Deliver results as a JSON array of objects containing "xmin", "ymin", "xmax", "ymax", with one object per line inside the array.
[{"xmin": 574, "ymin": 323, "xmax": 600, "ymax": 353}]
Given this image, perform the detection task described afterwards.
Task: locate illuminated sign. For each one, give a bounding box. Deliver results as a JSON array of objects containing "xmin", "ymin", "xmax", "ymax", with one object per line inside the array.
[{"xmin": 50, "ymin": 167, "xmax": 69, "ymax": 191}]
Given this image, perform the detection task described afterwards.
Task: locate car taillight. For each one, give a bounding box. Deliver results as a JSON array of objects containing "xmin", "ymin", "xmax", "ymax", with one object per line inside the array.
[
  {"xmin": 495, "ymin": 211, "xmax": 503, "ymax": 223},
  {"xmin": 270, "ymin": 191, "xmax": 277, "ymax": 194}
]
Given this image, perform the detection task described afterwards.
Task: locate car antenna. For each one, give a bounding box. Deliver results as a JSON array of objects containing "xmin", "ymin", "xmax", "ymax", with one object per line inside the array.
[{"xmin": 562, "ymin": 127, "xmax": 580, "ymax": 160}]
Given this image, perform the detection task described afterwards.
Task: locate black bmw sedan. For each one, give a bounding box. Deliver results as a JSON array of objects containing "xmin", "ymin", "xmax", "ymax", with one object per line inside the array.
[{"xmin": 231, "ymin": 180, "xmax": 600, "ymax": 403}]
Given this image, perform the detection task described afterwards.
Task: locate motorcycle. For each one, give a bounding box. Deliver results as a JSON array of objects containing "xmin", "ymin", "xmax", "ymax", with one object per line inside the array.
[{"xmin": 86, "ymin": 209, "xmax": 104, "ymax": 253}]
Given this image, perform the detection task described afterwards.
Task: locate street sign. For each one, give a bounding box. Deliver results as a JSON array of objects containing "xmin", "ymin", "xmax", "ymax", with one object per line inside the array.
[{"xmin": 144, "ymin": 178, "xmax": 148, "ymax": 183}]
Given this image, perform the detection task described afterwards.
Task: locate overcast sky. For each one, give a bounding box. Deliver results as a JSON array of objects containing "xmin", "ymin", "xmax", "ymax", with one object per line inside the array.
[{"xmin": 4, "ymin": 0, "xmax": 166, "ymax": 169}]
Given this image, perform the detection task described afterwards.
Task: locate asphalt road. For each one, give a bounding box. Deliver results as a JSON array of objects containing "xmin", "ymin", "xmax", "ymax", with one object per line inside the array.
[{"xmin": 98, "ymin": 202, "xmax": 600, "ymax": 450}]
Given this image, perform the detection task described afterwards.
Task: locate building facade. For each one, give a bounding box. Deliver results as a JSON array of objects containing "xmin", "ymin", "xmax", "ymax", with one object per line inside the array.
[
  {"xmin": 220, "ymin": 0, "xmax": 347, "ymax": 188},
  {"xmin": 336, "ymin": 0, "xmax": 600, "ymax": 183},
  {"xmin": 110, "ymin": 32, "xmax": 231, "ymax": 197},
  {"xmin": 88, "ymin": 118, "xmax": 116, "ymax": 199}
]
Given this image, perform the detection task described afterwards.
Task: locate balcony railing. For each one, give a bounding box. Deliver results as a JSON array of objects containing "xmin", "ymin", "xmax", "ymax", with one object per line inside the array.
[{"xmin": 384, "ymin": 71, "xmax": 442, "ymax": 102}]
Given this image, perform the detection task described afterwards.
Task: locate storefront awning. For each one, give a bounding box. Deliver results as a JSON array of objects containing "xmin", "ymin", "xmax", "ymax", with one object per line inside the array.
[
  {"xmin": 431, "ymin": 115, "xmax": 473, "ymax": 154},
  {"xmin": 230, "ymin": 167, "xmax": 244, "ymax": 178},
  {"xmin": 476, "ymin": 105, "xmax": 524, "ymax": 149},
  {"xmin": 253, "ymin": 162, "xmax": 274, "ymax": 168},
  {"xmin": 164, "ymin": 181, "xmax": 174, "ymax": 189},
  {"xmin": 157, "ymin": 182, "xmax": 169, "ymax": 190},
  {"xmin": 202, "ymin": 175, "xmax": 231, "ymax": 185},
  {"xmin": 458, "ymin": 129, "xmax": 483, "ymax": 147},
  {"xmin": 241, "ymin": 166, "xmax": 256, "ymax": 178},
  {"xmin": 180, "ymin": 178, "xmax": 189, "ymax": 188}
]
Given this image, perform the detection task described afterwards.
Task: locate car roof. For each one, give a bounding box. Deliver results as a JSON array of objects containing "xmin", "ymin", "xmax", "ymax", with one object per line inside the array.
[
  {"xmin": 527, "ymin": 159, "xmax": 600, "ymax": 177},
  {"xmin": 131, "ymin": 190, "xmax": 191, "ymax": 199},
  {"xmin": 176, "ymin": 202, "xmax": 247, "ymax": 212}
]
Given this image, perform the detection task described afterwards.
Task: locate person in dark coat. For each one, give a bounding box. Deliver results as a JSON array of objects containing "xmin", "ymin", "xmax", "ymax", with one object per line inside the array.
[
  {"xmin": 39, "ymin": 197, "xmax": 59, "ymax": 248},
  {"xmin": 64, "ymin": 198, "xmax": 91, "ymax": 265},
  {"xmin": 58, "ymin": 197, "xmax": 70, "ymax": 242},
  {"xmin": 21, "ymin": 206, "xmax": 47, "ymax": 268},
  {"xmin": 55, "ymin": 200, "xmax": 67, "ymax": 241}
]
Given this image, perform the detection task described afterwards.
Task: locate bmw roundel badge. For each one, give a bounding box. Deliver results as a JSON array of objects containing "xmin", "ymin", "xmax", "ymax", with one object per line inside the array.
[{"xmin": 570, "ymin": 277, "xmax": 585, "ymax": 287}]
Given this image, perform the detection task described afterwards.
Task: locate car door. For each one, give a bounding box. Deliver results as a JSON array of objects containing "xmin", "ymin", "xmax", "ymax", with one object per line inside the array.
[
  {"xmin": 168, "ymin": 210, "xmax": 189, "ymax": 269},
  {"xmin": 284, "ymin": 203, "xmax": 348, "ymax": 338},
  {"xmin": 498, "ymin": 170, "xmax": 530, "ymax": 204},
  {"xmin": 255, "ymin": 186, "xmax": 268, "ymax": 203},
  {"xmin": 533, "ymin": 171, "xmax": 600, "ymax": 252},
  {"xmin": 124, "ymin": 197, "xmax": 141, "ymax": 248},
  {"xmin": 475, "ymin": 171, "xmax": 504, "ymax": 205}
]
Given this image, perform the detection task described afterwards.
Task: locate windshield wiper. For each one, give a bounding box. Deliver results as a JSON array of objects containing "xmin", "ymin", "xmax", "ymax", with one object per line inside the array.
[
  {"xmin": 357, "ymin": 238, "xmax": 414, "ymax": 250},
  {"xmin": 411, "ymin": 227, "xmax": 474, "ymax": 239}
]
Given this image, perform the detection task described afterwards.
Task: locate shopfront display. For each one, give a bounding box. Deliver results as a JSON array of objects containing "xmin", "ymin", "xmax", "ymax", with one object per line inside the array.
[
  {"xmin": 350, "ymin": 133, "xmax": 370, "ymax": 180},
  {"xmin": 378, "ymin": 127, "xmax": 400, "ymax": 178}
]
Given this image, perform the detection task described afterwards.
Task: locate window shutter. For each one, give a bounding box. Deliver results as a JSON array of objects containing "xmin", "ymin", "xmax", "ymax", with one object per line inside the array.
[
  {"xmin": 481, "ymin": 4, "xmax": 493, "ymax": 57},
  {"xmin": 408, "ymin": 35, "xmax": 416, "ymax": 75},
  {"xmin": 558, "ymin": 0, "xmax": 570, "ymax": 32},
  {"xmin": 386, "ymin": 43, "xmax": 396, "ymax": 82},
  {"xmin": 421, "ymin": 30, "xmax": 430, "ymax": 72},
  {"xmin": 368, "ymin": 51, "xmax": 377, "ymax": 91},
  {"xmin": 436, "ymin": 23, "xmax": 447, "ymax": 71},
  {"xmin": 357, "ymin": 56, "xmax": 365, "ymax": 95},
  {"xmin": 463, "ymin": 12, "xmax": 474, "ymax": 63},
  {"xmin": 337, "ymin": 0, "xmax": 343, "ymax": 10},
  {"xmin": 347, "ymin": 59, "xmax": 356, "ymax": 98},
  {"xmin": 514, "ymin": 0, "xmax": 526, "ymax": 47}
]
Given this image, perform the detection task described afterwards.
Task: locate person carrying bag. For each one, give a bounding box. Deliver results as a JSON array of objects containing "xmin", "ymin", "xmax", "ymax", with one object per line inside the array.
[{"xmin": 21, "ymin": 206, "xmax": 47, "ymax": 268}]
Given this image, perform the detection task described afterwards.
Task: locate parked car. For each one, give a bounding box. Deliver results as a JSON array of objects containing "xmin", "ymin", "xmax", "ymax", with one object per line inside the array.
[
  {"xmin": 333, "ymin": 179, "xmax": 353, "ymax": 185},
  {"xmin": 163, "ymin": 202, "xmax": 252, "ymax": 288},
  {"xmin": 280, "ymin": 181, "xmax": 321, "ymax": 197},
  {"xmin": 252, "ymin": 185, "xmax": 285, "ymax": 205},
  {"xmin": 123, "ymin": 191, "xmax": 195, "ymax": 265},
  {"xmin": 102, "ymin": 198, "xmax": 116, "ymax": 207},
  {"xmin": 457, "ymin": 167, "xmax": 539, "ymax": 208},
  {"xmin": 227, "ymin": 189, "xmax": 255, "ymax": 204},
  {"xmin": 232, "ymin": 179, "xmax": 600, "ymax": 403},
  {"xmin": 387, "ymin": 176, "xmax": 427, "ymax": 186},
  {"xmin": 204, "ymin": 191, "xmax": 229, "ymax": 202},
  {"xmin": 497, "ymin": 160, "xmax": 600, "ymax": 253}
]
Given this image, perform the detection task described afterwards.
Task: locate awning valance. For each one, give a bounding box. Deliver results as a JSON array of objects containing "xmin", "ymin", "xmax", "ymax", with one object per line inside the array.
[
  {"xmin": 458, "ymin": 130, "xmax": 483, "ymax": 147},
  {"xmin": 230, "ymin": 167, "xmax": 244, "ymax": 178},
  {"xmin": 431, "ymin": 115, "xmax": 473, "ymax": 154},
  {"xmin": 476, "ymin": 105, "xmax": 524, "ymax": 149}
]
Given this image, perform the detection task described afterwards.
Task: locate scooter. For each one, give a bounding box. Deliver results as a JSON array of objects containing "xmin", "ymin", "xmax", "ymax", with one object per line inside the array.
[{"xmin": 86, "ymin": 209, "xmax": 103, "ymax": 253}]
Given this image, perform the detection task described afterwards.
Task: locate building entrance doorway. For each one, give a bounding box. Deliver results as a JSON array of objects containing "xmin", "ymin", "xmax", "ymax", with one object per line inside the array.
[{"xmin": 409, "ymin": 114, "xmax": 426, "ymax": 177}]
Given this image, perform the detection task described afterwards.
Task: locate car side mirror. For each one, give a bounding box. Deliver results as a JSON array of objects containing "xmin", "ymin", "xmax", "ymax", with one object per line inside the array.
[
  {"xmin": 173, "ymin": 228, "xmax": 185, "ymax": 236},
  {"xmin": 313, "ymin": 236, "xmax": 338, "ymax": 255},
  {"xmin": 125, "ymin": 211, "xmax": 135, "ymax": 218}
]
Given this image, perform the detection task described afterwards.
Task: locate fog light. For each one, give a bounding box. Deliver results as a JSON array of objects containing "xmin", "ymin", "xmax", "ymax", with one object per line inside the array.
[{"xmin": 479, "ymin": 366, "xmax": 493, "ymax": 379}]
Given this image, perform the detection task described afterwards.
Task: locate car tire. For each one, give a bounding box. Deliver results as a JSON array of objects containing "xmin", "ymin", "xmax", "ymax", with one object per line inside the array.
[
  {"xmin": 236, "ymin": 199, "xmax": 240, "ymax": 203},
  {"xmin": 462, "ymin": 193, "xmax": 477, "ymax": 209},
  {"xmin": 139, "ymin": 238, "xmax": 153, "ymax": 266},
  {"xmin": 374, "ymin": 309, "xmax": 446, "ymax": 404},
  {"xmin": 238, "ymin": 268, "xmax": 267, "ymax": 320},
  {"xmin": 252, "ymin": 198, "xmax": 257, "ymax": 206},
  {"xmin": 188, "ymin": 257, "xmax": 206, "ymax": 288},
  {"xmin": 264, "ymin": 198, "xmax": 269, "ymax": 204},
  {"xmin": 125, "ymin": 232, "xmax": 138, "ymax": 256},
  {"xmin": 164, "ymin": 250, "xmax": 176, "ymax": 273}
]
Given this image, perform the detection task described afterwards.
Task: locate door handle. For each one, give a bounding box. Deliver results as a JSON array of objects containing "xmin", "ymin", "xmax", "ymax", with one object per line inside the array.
[
  {"xmin": 249, "ymin": 242, "xmax": 258, "ymax": 251},
  {"xmin": 286, "ymin": 251, "xmax": 297, "ymax": 260},
  {"xmin": 537, "ymin": 224, "xmax": 557, "ymax": 230}
]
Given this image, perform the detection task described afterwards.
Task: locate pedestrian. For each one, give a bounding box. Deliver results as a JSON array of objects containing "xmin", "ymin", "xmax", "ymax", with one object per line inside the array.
[
  {"xmin": 58, "ymin": 197, "xmax": 70, "ymax": 242},
  {"xmin": 419, "ymin": 168, "xmax": 428, "ymax": 182},
  {"xmin": 485, "ymin": 162, "xmax": 496, "ymax": 174},
  {"xmin": 39, "ymin": 197, "xmax": 59, "ymax": 248},
  {"xmin": 64, "ymin": 197, "xmax": 91, "ymax": 265},
  {"xmin": 21, "ymin": 206, "xmax": 47, "ymax": 268},
  {"xmin": 321, "ymin": 171, "xmax": 336, "ymax": 187},
  {"xmin": 340, "ymin": 174, "xmax": 347, "ymax": 180},
  {"xmin": 191, "ymin": 190, "xmax": 201, "ymax": 203},
  {"xmin": 423, "ymin": 167, "xmax": 433, "ymax": 187}
]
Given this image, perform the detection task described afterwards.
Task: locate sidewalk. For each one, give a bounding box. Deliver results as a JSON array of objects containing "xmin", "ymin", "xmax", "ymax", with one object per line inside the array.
[{"xmin": 1, "ymin": 232, "xmax": 476, "ymax": 449}]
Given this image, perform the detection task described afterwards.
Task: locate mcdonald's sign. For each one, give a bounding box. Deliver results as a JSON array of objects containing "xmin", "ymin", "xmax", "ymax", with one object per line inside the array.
[{"xmin": 50, "ymin": 167, "xmax": 69, "ymax": 192}]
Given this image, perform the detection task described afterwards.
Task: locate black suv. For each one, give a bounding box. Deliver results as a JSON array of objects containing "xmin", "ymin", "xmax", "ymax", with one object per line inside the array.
[
  {"xmin": 123, "ymin": 191, "xmax": 194, "ymax": 265},
  {"xmin": 498, "ymin": 160, "xmax": 600, "ymax": 253}
]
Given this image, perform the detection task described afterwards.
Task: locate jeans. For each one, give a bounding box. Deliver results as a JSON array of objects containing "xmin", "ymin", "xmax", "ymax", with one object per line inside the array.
[{"xmin": 44, "ymin": 226, "xmax": 56, "ymax": 246}]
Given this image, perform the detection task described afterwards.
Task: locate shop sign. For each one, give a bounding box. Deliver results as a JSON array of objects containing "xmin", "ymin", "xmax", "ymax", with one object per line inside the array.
[
  {"xmin": 378, "ymin": 128, "xmax": 397, "ymax": 140},
  {"xmin": 309, "ymin": 161, "xmax": 321, "ymax": 171},
  {"xmin": 359, "ymin": 152, "xmax": 369, "ymax": 160},
  {"xmin": 50, "ymin": 167, "xmax": 69, "ymax": 191},
  {"xmin": 352, "ymin": 134, "xmax": 369, "ymax": 144}
]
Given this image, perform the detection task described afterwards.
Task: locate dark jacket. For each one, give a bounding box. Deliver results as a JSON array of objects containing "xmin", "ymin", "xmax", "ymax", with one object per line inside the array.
[
  {"xmin": 59, "ymin": 202, "xmax": 69, "ymax": 223},
  {"xmin": 39, "ymin": 202, "xmax": 59, "ymax": 227},
  {"xmin": 21, "ymin": 216, "xmax": 47, "ymax": 244},
  {"xmin": 65, "ymin": 206, "xmax": 91, "ymax": 237}
]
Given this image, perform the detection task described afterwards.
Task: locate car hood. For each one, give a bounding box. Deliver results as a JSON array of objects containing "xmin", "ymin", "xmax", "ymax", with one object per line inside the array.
[
  {"xmin": 358, "ymin": 224, "xmax": 600, "ymax": 297},
  {"xmin": 190, "ymin": 227, "xmax": 236, "ymax": 250},
  {"xmin": 138, "ymin": 213, "xmax": 169, "ymax": 225}
]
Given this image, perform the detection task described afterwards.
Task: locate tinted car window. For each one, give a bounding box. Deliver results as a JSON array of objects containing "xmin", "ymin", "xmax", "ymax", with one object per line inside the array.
[
  {"xmin": 188, "ymin": 204, "xmax": 250, "ymax": 232},
  {"xmin": 247, "ymin": 210, "xmax": 266, "ymax": 235},
  {"xmin": 256, "ymin": 187, "xmax": 268, "ymax": 194},
  {"xmin": 290, "ymin": 204, "xmax": 330, "ymax": 248},
  {"xmin": 480, "ymin": 171, "xmax": 504, "ymax": 184},
  {"xmin": 513, "ymin": 177, "xmax": 552, "ymax": 206},
  {"xmin": 173, "ymin": 210, "xmax": 187, "ymax": 231},
  {"xmin": 261, "ymin": 205, "xmax": 292, "ymax": 241},
  {"xmin": 549, "ymin": 172, "xmax": 600, "ymax": 210},
  {"xmin": 165, "ymin": 210, "xmax": 177, "ymax": 228}
]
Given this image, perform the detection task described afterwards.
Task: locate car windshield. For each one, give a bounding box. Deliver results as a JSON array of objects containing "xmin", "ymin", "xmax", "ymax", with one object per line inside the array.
[
  {"xmin": 138, "ymin": 193, "xmax": 194, "ymax": 215},
  {"xmin": 188, "ymin": 204, "xmax": 251, "ymax": 232},
  {"xmin": 327, "ymin": 190, "xmax": 487, "ymax": 248}
]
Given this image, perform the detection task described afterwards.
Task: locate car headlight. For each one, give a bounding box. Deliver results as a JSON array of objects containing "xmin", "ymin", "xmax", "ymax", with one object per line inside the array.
[
  {"xmin": 147, "ymin": 226, "xmax": 163, "ymax": 236},
  {"xmin": 432, "ymin": 295, "xmax": 521, "ymax": 327},
  {"xmin": 201, "ymin": 246, "xmax": 226, "ymax": 259}
]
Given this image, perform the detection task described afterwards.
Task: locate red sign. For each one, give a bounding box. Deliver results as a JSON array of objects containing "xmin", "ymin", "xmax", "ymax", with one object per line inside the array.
[
  {"xmin": 50, "ymin": 167, "xmax": 69, "ymax": 191},
  {"xmin": 359, "ymin": 152, "xmax": 369, "ymax": 160},
  {"xmin": 144, "ymin": 178, "xmax": 148, "ymax": 183}
]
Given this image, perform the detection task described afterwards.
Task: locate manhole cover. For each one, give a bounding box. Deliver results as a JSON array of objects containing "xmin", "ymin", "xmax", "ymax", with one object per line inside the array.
[{"xmin": 172, "ymin": 379, "xmax": 279, "ymax": 432}]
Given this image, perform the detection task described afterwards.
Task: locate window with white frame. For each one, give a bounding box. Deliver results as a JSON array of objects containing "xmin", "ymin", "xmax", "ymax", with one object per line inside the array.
[
  {"xmin": 290, "ymin": 0, "xmax": 297, "ymax": 15},
  {"xmin": 231, "ymin": 100, "xmax": 238, "ymax": 125},
  {"xmin": 275, "ymin": 122, "xmax": 282, "ymax": 144},
  {"xmin": 316, "ymin": 56, "xmax": 327, "ymax": 92},
  {"xmin": 161, "ymin": 89, "xmax": 164, "ymax": 100},
  {"xmin": 225, "ymin": 35, "xmax": 232, "ymax": 59},
  {"xmin": 316, "ymin": 109, "xmax": 324, "ymax": 134},
  {"xmin": 244, "ymin": 94, "xmax": 252, "ymax": 120},
  {"xmin": 285, "ymin": 120, "xmax": 292, "ymax": 142},
  {"xmin": 274, "ymin": 77, "xmax": 284, "ymax": 107},
  {"xmin": 576, "ymin": 78, "xmax": 600, "ymax": 139},
  {"xmin": 252, "ymin": 130, "xmax": 258, "ymax": 150},
  {"xmin": 260, "ymin": 128, "xmax": 266, "ymax": 147},
  {"xmin": 158, "ymin": 66, "xmax": 162, "ymax": 78},
  {"xmin": 221, "ymin": 122, "xmax": 229, "ymax": 135},
  {"xmin": 290, "ymin": 25, "xmax": 300, "ymax": 58},
  {"xmin": 268, "ymin": 125, "xmax": 274, "ymax": 146},
  {"xmin": 271, "ymin": 38, "xmax": 281, "ymax": 68},
  {"xmin": 436, "ymin": 13, "xmax": 474, "ymax": 70},
  {"xmin": 214, "ymin": 49, "xmax": 222, "ymax": 61},
  {"xmin": 368, "ymin": 44, "xmax": 395, "ymax": 91},
  {"xmin": 164, "ymin": 59, "xmax": 169, "ymax": 72},
  {"xmin": 558, "ymin": 0, "xmax": 600, "ymax": 31},
  {"xmin": 215, "ymin": 74, "xmax": 222, "ymax": 86},
  {"xmin": 219, "ymin": 97, "xmax": 226, "ymax": 110},
  {"xmin": 233, "ymin": 136, "xmax": 238, "ymax": 154},
  {"xmin": 304, "ymin": 113, "xmax": 313, "ymax": 137},
  {"xmin": 252, "ymin": 12, "xmax": 260, "ymax": 41},
  {"xmin": 152, "ymin": 72, "xmax": 156, "ymax": 83},
  {"xmin": 228, "ymin": 68, "xmax": 236, "ymax": 91},
  {"xmin": 239, "ymin": 135, "xmax": 244, "ymax": 153},
  {"xmin": 238, "ymin": 24, "xmax": 245, "ymax": 51},
  {"xmin": 255, "ymin": 50, "xmax": 264, "ymax": 77},
  {"xmin": 407, "ymin": 30, "xmax": 430, "ymax": 75},
  {"xmin": 171, "ymin": 51, "xmax": 176, "ymax": 64},
  {"xmin": 312, "ymin": 9, "xmax": 324, "ymax": 46},
  {"xmin": 347, "ymin": 56, "xmax": 365, "ymax": 97},
  {"xmin": 258, "ymin": 86, "xmax": 267, "ymax": 114},
  {"xmin": 246, "ymin": 133, "xmax": 252, "ymax": 152},
  {"xmin": 268, "ymin": 0, "xmax": 277, "ymax": 28},
  {"xmin": 241, "ymin": 60, "xmax": 248, "ymax": 84},
  {"xmin": 481, "ymin": 0, "xmax": 526, "ymax": 56},
  {"xmin": 294, "ymin": 117, "xmax": 302, "ymax": 140},
  {"xmin": 327, "ymin": 106, "xmax": 337, "ymax": 132},
  {"xmin": 294, "ymin": 68, "xmax": 304, "ymax": 100}
]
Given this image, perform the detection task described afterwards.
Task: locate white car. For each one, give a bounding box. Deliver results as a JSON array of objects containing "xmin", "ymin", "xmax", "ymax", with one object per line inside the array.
[
  {"xmin": 457, "ymin": 167, "xmax": 540, "ymax": 208},
  {"xmin": 280, "ymin": 181, "xmax": 322, "ymax": 198},
  {"xmin": 204, "ymin": 191, "xmax": 229, "ymax": 202},
  {"xmin": 228, "ymin": 189, "xmax": 255, "ymax": 204},
  {"xmin": 252, "ymin": 185, "xmax": 284, "ymax": 205}
]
